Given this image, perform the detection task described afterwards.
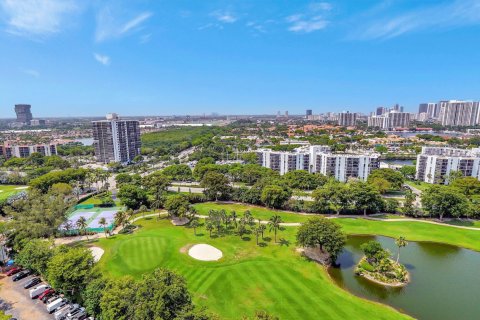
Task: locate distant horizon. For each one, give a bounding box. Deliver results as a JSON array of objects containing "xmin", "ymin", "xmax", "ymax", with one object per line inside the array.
[{"xmin": 2, "ymin": 1, "xmax": 480, "ymax": 117}]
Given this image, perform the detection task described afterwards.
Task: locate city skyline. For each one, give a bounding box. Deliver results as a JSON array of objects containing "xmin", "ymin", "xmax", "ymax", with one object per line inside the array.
[{"xmin": 2, "ymin": 0, "xmax": 480, "ymax": 117}]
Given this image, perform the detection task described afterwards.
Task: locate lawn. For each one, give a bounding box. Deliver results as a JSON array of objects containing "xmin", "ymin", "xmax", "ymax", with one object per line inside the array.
[
  {"xmin": 0, "ymin": 185, "xmax": 27, "ymax": 201},
  {"xmin": 96, "ymin": 218, "xmax": 409, "ymax": 320},
  {"xmin": 193, "ymin": 202, "xmax": 313, "ymax": 223},
  {"xmin": 405, "ymin": 180, "xmax": 431, "ymax": 191}
]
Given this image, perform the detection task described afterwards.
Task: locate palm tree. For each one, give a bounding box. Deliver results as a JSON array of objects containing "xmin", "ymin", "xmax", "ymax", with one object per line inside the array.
[
  {"xmin": 76, "ymin": 216, "xmax": 88, "ymax": 240},
  {"xmin": 126, "ymin": 208, "xmax": 135, "ymax": 224},
  {"xmin": 253, "ymin": 226, "xmax": 260, "ymax": 245},
  {"xmin": 268, "ymin": 215, "xmax": 282, "ymax": 243},
  {"xmin": 99, "ymin": 217, "xmax": 108, "ymax": 238},
  {"xmin": 190, "ymin": 219, "xmax": 199, "ymax": 236},
  {"xmin": 258, "ymin": 224, "xmax": 266, "ymax": 239},
  {"xmin": 395, "ymin": 236, "xmax": 408, "ymax": 263},
  {"xmin": 115, "ymin": 211, "xmax": 127, "ymax": 230},
  {"xmin": 231, "ymin": 211, "xmax": 237, "ymax": 228},
  {"xmin": 63, "ymin": 221, "xmax": 73, "ymax": 236},
  {"xmin": 206, "ymin": 221, "xmax": 214, "ymax": 237},
  {"xmin": 139, "ymin": 205, "xmax": 148, "ymax": 219}
]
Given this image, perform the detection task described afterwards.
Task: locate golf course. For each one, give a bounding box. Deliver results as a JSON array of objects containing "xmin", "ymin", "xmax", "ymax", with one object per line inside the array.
[
  {"xmin": 95, "ymin": 202, "xmax": 480, "ymax": 319},
  {"xmin": 0, "ymin": 185, "xmax": 27, "ymax": 201}
]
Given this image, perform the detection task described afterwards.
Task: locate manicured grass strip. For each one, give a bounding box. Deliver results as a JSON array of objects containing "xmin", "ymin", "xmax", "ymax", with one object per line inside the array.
[
  {"xmin": 0, "ymin": 185, "xmax": 27, "ymax": 201},
  {"xmin": 335, "ymin": 218, "xmax": 480, "ymax": 252},
  {"xmin": 194, "ymin": 202, "xmax": 311, "ymax": 223},
  {"xmin": 96, "ymin": 219, "xmax": 410, "ymax": 320}
]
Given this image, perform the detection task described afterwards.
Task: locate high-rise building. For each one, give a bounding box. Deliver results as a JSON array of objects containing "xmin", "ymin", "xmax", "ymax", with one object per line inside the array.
[
  {"xmin": 0, "ymin": 142, "xmax": 57, "ymax": 159},
  {"xmin": 92, "ymin": 114, "xmax": 141, "ymax": 164},
  {"xmin": 256, "ymin": 146, "xmax": 379, "ymax": 182},
  {"xmin": 425, "ymin": 103, "xmax": 440, "ymax": 120},
  {"xmin": 387, "ymin": 111, "xmax": 410, "ymax": 128},
  {"xmin": 306, "ymin": 109, "xmax": 313, "ymax": 116},
  {"xmin": 418, "ymin": 103, "xmax": 428, "ymax": 114},
  {"xmin": 416, "ymin": 147, "xmax": 480, "ymax": 184},
  {"xmin": 376, "ymin": 107, "xmax": 386, "ymax": 116},
  {"xmin": 438, "ymin": 100, "xmax": 480, "ymax": 126},
  {"xmin": 14, "ymin": 104, "xmax": 33, "ymax": 124},
  {"xmin": 338, "ymin": 111, "xmax": 357, "ymax": 127}
]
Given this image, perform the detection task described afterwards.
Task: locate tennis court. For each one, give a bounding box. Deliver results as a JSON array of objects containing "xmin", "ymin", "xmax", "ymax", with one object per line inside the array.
[{"xmin": 61, "ymin": 205, "xmax": 124, "ymax": 233}]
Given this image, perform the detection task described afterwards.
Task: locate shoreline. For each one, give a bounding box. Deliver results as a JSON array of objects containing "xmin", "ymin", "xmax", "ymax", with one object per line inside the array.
[{"xmin": 356, "ymin": 257, "xmax": 410, "ymax": 287}]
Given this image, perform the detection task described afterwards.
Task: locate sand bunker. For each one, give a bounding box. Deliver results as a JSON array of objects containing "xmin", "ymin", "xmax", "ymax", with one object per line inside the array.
[
  {"xmin": 15, "ymin": 186, "xmax": 28, "ymax": 190},
  {"xmin": 89, "ymin": 246, "xmax": 105, "ymax": 263},
  {"xmin": 188, "ymin": 244, "xmax": 223, "ymax": 261}
]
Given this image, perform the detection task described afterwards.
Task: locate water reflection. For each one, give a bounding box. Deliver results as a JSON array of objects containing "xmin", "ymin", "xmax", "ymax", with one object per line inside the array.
[{"xmin": 327, "ymin": 235, "xmax": 480, "ymax": 320}]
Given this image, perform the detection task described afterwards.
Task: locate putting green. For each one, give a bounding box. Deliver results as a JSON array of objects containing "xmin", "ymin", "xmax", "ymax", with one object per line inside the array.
[{"xmin": 97, "ymin": 218, "xmax": 410, "ymax": 319}]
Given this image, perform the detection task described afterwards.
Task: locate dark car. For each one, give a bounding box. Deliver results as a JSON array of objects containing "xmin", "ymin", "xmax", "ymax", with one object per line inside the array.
[
  {"xmin": 23, "ymin": 277, "xmax": 41, "ymax": 289},
  {"xmin": 12, "ymin": 269, "xmax": 31, "ymax": 281},
  {"xmin": 6, "ymin": 266, "xmax": 22, "ymax": 276}
]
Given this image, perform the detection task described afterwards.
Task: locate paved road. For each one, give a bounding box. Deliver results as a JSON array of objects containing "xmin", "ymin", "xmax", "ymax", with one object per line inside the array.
[{"xmin": 0, "ymin": 274, "xmax": 54, "ymax": 320}]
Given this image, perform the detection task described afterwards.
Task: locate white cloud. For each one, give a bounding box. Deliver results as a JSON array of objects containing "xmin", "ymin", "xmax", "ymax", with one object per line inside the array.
[
  {"xmin": 286, "ymin": 2, "xmax": 331, "ymax": 33},
  {"xmin": 211, "ymin": 10, "xmax": 237, "ymax": 23},
  {"xmin": 94, "ymin": 53, "xmax": 110, "ymax": 66},
  {"xmin": 0, "ymin": 0, "xmax": 78, "ymax": 37},
  {"xmin": 355, "ymin": 0, "xmax": 480, "ymax": 40},
  {"xmin": 95, "ymin": 8, "xmax": 153, "ymax": 42},
  {"xmin": 21, "ymin": 68, "xmax": 40, "ymax": 78},
  {"xmin": 288, "ymin": 16, "xmax": 328, "ymax": 33}
]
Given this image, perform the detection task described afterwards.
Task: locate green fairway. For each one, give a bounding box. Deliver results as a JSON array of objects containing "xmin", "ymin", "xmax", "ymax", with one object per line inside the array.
[
  {"xmin": 97, "ymin": 218, "xmax": 408, "ymax": 320},
  {"xmin": 0, "ymin": 185, "xmax": 27, "ymax": 201},
  {"xmin": 194, "ymin": 202, "xmax": 313, "ymax": 223},
  {"xmin": 405, "ymin": 180, "xmax": 430, "ymax": 191}
]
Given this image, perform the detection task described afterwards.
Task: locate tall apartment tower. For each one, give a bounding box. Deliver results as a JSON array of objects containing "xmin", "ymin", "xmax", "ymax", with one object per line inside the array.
[
  {"xmin": 306, "ymin": 109, "xmax": 313, "ymax": 116},
  {"xmin": 338, "ymin": 111, "xmax": 357, "ymax": 127},
  {"xmin": 14, "ymin": 104, "xmax": 33, "ymax": 124},
  {"xmin": 438, "ymin": 100, "xmax": 480, "ymax": 126},
  {"xmin": 92, "ymin": 114, "xmax": 141, "ymax": 164}
]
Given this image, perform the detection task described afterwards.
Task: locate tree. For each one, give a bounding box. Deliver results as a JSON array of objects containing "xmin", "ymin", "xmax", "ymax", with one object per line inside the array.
[
  {"xmin": 100, "ymin": 276, "xmax": 137, "ymax": 320},
  {"xmin": 403, "ymin": 189, "xmax": 416, "ymax": 216},
  {"xmin": 312, "ymin": 180, "xmax": 350, "ymax": 215},
  {"xmin": 76, "ymin": 216, "xmax": 88, "ymax": 239},
  {"xmin": 399, "ymin": 166, "xmax": 416, "ymax": 180},
  {"xmin": 190, "ymin": 219, "xmax": 199, "ymax": 236},
  {"xmin": 451, "ymin": 176, "xmax": 480, "ymax": 197},
  {"xmin": 46, "ymin": 246, "xmax": 94, "ymax": 297},
  {"xmin": 82, "ymin": 276, "xmax": 106, "ymax": 318},
  {"xmin": 421, "ymin": 185, "xmax": 472, "ymax": 220},
  {"xmin": 205, "ymin": 221, "xmax": 214, "ymax": 237},
  {"xmin": 164, "ymin": 194, "xmax": 190, "ymax": 218},
  {"xmin": 268, "ymin": 215, "xmax": 282, "ymax": 243},
  {"xmin": 16, "ymin": 239, "xmax": 54, "ymax": 275},
  {"xmin": 132, "ymin": 268, "xmax": 194, "ymax": 320},
  {"xmin": 252, "ymin": 226, "xmax": 260, "ymax": 245},
  {"xmin": 283, "ymin": 170, "xmax": 326, "ymax": 190},
  {"xmin": 241, "ymin": 152, "xmax": 259, "ymax": 164},
  {"xmin": 374, "ymin": 145, "xmax": 388, "ymax": 154},
  {"xmin": 99, "ymin": 217, "xmax": 108, "ymax": 237},
  {"xmin": 296, "ymin": 217, "xmax": 346, "ymax": 262},
  {"xmin": 162, "ymin": 164, "xmax": 193, "ymax": 181},
  {"xmin": 201, "ymin": 171, "xmax": 232, "ymax": 201},
  {"xmin": 369, "ymin": 177, "xmax": 391, "ymax": 194},
  {"xmin": 367, "ymin": 168, "xmax": 404, "ymax": 191},
  {"xmin": 50, "ymin": 182, "xmax": 73, "ymax": 196},
  {"xmin": 115, "ymin": 210, "xmax": 128, "ymax": 230},
  {"xmin": 261, "ymin": 185, "xmax": 292, "ymax": 209},
  {"xmin": 360, "ymin": 241, "xmax": 389, "ymax": 265},
  {"xmin": 117, "ymin": 185, "xmax": 148, "ymax": 210},
  {"xmin": 350, "ymin": 181, "xmax": 383, "ymax": 216},
  {"xmin": 384, "ymin": 198, "xmax": 399, "ymax": 213},
  {"xmin": 258, "ymin": 224, "xmax": 266, "ymax": 239},
  {"xmin": 395, "ymin": 236, "xmax": 408, "ymax": 263}
]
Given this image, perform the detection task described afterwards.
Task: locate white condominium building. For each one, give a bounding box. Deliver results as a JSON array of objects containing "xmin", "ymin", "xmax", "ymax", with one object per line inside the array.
[
  {"xmin": 256, "ymin": 145, "xmax": 379, "ymax": 182},
  {"xmin": 368, "ymin": 111, "xmax": 410, "ymax": 129},
  {"xmin": 0, "ymin": 142, "xmax": 57, "ymax": 159},
  {"xmin": 438, "ymin": 100, "xmax": 480, "ymax": 127},
  {"xmin": 416, "ymin": 146, "xmax": 480, "ymax": 184},
  {"xmin": 338, "ymin": 111, "xmax": 357, "ymax": 127}
]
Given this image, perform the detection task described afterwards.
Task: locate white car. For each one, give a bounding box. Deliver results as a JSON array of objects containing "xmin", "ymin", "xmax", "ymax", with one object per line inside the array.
[{"xmin": 29, "ymin": 284, "xmax": 50, "ymax": 299}]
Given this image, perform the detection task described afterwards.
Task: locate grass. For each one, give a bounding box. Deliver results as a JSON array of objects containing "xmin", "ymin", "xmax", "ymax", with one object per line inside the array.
[
  {"xmin": 193, "ymin": 202, "xmax": 312, "ymax": 223},
  {"xmin": 96, "ymin": 218, "xmax": 409, "ymax": 320},
  {"xmin": 405, "ymin": 180, "xmax": 431, "ymax": 191},
  {"xmin": 443, "ymin": 219, "xmax": 480, "ymax": 229},
  {"xmin": 0, "ymin": 185, "xmax": 27, "ymax": 201}
]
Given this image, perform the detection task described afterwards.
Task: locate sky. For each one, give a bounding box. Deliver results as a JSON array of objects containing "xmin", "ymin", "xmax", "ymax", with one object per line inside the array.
[{"xmin": 1, "ymin": 0, "xmax": 480, "ymax": 117}]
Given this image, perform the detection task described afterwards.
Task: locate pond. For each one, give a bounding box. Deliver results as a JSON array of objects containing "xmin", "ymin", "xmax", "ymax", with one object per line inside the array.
[{"xmin": 328, "ymin": 236, "xmax": 480, "ymax": 320}]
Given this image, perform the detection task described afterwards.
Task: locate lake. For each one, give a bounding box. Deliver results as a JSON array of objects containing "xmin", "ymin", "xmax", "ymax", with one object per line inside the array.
[{"xmin": 328, "ymin": 236, "xmax": 480, "ymax": 320}]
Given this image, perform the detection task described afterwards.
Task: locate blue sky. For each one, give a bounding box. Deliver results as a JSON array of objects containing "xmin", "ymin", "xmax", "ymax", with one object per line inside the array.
[{"xmin": 1, "ymin": 0, "xmax": 480, "ymax": 117}]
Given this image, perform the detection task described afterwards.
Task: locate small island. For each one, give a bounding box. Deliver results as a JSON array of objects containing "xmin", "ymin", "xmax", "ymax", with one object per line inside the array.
[{"xmin": 355, "ymin": 239, "xmax": 409, "ymax": 287}]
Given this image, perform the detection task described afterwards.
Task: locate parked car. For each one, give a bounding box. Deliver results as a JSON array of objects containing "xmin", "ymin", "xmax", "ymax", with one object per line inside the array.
[
  {"xmin": 47, "ymin": 298, "xmax": 67, "ymax": 313},
  {"xmin": 6, "ymin": 267, "xmax": 22, "ymax": 276},
  {"xmin": 66, "ymin": 307, "xmax": 85, "ymax": 320},
  {"xmin": 12, "ymin": 269, "xmax": 31, "ymax": 281},
  {"xmin": 23, "ymin": 277, "xmax": 41, "ymax": 289},
  {"xmin": 55, "ymin": 304, "xmax": 79, "ymax": 320},
  {"xmin": 29, "ymin": 284, "xmax": 50, "ymax": 299},
  {"xmin": 38, "ymin": 288, "xmax": 55, "ymax": 301}
]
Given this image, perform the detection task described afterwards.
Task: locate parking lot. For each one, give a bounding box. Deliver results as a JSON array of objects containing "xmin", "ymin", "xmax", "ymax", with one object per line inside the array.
[{"xmin": 0, "ymin": 273, "xmax": 54, "ymax": 320}]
